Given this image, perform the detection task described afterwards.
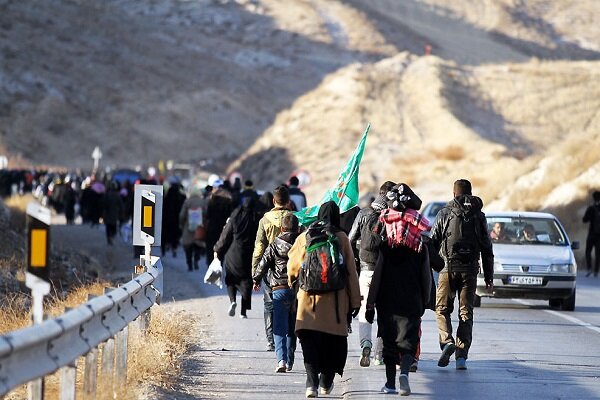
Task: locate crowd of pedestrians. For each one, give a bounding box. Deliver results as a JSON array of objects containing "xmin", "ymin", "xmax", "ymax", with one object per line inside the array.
[{"xmin": 196, "ymin": 173, "xmax": 494, "ymax": 398}]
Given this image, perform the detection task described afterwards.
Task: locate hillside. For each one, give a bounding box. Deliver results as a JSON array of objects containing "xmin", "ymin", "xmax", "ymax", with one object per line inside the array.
[{"xmin": 1, "ymin": 0, "xmax": 600, "ymax": 242}]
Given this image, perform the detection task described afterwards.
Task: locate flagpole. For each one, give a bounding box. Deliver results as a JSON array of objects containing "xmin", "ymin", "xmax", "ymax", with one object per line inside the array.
[{"xmin": 337, "ymin": 123, "xmax": 370, "ymax": 209}]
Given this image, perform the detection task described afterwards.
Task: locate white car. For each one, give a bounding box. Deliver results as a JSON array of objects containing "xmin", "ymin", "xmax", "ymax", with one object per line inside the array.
[
  {"xmin": 421, "ymin": 201, "xmax": 446, "ymax": 233},
  {"xmin": 476, "ymin": 211, "xmax": 579, "ymax": 311}
]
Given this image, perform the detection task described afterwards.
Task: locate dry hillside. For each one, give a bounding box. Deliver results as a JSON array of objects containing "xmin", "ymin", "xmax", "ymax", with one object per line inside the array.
[{"xmin": 1, "ymin": 0, "xmax": 600, "ymax": 241}]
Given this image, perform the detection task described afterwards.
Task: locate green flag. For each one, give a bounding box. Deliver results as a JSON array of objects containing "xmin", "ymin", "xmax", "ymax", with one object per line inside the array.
[{"xmin": 295, "ymin": 123, "xmax": 370, "ymax": 226}]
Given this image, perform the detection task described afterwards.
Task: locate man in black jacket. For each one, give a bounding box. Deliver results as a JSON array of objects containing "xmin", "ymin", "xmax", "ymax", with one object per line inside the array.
[
  {"xmin": 583, "ymin": 191, "xmax": 600, "ymax": 277},
  {"xmin": 430, "ymin": 179, "xmax": 494, "ymax": 370},
  {"xmin": 348, "ymin": 181, "xmax": 395, "ymax": 367}
]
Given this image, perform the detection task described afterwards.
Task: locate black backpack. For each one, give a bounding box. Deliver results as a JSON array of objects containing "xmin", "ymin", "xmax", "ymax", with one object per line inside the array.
[
  {"xmin": 300, "ymin": 221, "xmax": 347, "ymax": 294},
  {"xmin": 359, "ymin": 210, "xmax": 382, "ymax": 254},
  {"xmin": 444, "ymin": 207, "xmax": 481, "ymax": 266}
]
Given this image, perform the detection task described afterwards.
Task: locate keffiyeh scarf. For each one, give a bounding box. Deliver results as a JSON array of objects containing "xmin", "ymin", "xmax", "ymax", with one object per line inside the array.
[{"xmin": 379, "ymin": 208, "xmax": 430, "ymax": 252}]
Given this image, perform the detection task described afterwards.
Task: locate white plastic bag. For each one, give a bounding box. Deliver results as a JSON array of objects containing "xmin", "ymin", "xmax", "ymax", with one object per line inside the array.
[{"xmin": 204, "ymin": 258, "xmax": 223, "ymax": 289}]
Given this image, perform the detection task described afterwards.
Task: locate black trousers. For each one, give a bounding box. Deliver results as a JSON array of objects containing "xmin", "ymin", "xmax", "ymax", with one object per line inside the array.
[
  {"xmin": 585, "ymin": 234, "xmax": 600, "ymax": 275},
  {"xmin": 298, "ymin": 329, "xmax": 348, "ymax": 389}
]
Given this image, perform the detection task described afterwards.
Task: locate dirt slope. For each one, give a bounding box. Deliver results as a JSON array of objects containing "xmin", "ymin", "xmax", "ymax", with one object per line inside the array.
[{"xmin": 1, "ymin": 0, "xmax": 599, "ymax": 239}]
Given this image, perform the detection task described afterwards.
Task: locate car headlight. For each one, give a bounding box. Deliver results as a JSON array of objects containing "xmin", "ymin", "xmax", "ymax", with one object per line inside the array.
[{"xmin": 550, "ymin": 264, "xmax": 572, "ymax": 273}]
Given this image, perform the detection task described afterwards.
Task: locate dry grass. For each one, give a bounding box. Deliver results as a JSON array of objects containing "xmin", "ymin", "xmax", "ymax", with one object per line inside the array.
[{"xmin": 3, "ymin": 286, "xmax": 192, "ymax": 400}]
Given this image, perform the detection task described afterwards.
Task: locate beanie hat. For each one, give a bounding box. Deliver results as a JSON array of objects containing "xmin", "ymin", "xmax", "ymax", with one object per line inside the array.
[{"xmin": 371, "ymin": 194, "xmax": 388, "ymax": 211}]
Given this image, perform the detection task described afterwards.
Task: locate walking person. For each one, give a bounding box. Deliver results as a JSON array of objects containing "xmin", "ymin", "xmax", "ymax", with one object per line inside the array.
[
  {"xmin": 287, "ymin": 201, "xmax": 361, "ymax": 398},
  {"xmin": 205, "ymin": 186, "xmax": 233, "ymax": 266},
  {"xmin": 430, "ymin": 179, "xmax": 494, "ymax": 370},
  {"xmin": 348, "ymin": 181, "xmax": 395, "ymax": 367},
  {"xmin": 162, "ymin": 182, "xmax": 187, "ymax": 257},
  {"xmin": 101, "ymin": 181, "xmax": 123, "ymax": 245},
  {"xmin": 583, "ymin": 190, "xmax": 600, "ymax": 277},
  {"xmin": 214, "ymin": 195, "xmax": 260, "ymax": 318},
  {"xmin": 179, "ymin": 188, "xmax": 206, "ymax": 271},
  {"xmin": 364, "ymin": 184, "xmax": 431, "ymax": 396},
  {"xmin": 288, "ymin": 176, "xmax": 307, "ymax": 211},
  {"xmin": 253, "ymin": 213, "xmax": 300, "ymax": 373},
  {"xmin": 252, "ymin": 185, "xmax": 294, "ymax": 351}
]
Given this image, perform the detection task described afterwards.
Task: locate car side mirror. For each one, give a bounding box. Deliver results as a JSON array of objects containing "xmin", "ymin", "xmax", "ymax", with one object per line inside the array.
[{"xmin": 571, "ymin": 241, "xmax": 580, "ymax": 250}]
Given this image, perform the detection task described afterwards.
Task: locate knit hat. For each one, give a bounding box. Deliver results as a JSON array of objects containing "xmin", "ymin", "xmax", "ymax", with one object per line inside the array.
[
  {"xmin": 371, "ymin": 194, "xmax": 388, "ymax": 211},
  {"xmin": 386, "ymin": 183, "xmax": 422, "ymax": 211}
]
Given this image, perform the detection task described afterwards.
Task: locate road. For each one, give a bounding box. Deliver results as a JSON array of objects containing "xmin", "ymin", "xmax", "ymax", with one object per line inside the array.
[{"xmin": 144, "ymin": 252, "xmax": 600, "ymax": 400}]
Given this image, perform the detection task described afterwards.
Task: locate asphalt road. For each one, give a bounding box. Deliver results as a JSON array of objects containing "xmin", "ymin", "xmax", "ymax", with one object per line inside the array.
[{"xmin": 147, "ymin": 252, "xmax": 600, "ymax": 400}]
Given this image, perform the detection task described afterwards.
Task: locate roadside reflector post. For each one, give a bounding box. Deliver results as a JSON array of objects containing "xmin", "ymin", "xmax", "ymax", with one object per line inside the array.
[
  {"xmin": 25, "ymin": 202, "xmax": 51, "ymax": 400},
  {"xmin": 132, "ymin": 185, "xmax": 163, "ymax": 269}
]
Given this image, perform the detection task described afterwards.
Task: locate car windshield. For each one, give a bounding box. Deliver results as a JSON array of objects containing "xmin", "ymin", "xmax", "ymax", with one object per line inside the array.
[{"xmin": 487, "ymin": 216, "xmax": 567, "ymax": 246}]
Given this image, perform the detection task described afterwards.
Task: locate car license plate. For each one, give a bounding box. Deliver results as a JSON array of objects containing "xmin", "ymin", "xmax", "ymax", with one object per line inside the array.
[{"xmin": 508, "ymin": 276, "xmax": 543, "ymax": 285}]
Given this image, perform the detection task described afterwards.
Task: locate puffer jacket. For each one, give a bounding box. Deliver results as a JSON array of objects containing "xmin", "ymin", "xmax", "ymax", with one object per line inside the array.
[
  {"xmin": 348, "ymin": 207, "xmax": 380, "ymax": 271},
  {"xmin": 430, "ymin": 194, "xmax": 494, "ymax": 283},
  {"xmin": 253, "ymin": 232, "xmax": 298, "ymax": 288}
]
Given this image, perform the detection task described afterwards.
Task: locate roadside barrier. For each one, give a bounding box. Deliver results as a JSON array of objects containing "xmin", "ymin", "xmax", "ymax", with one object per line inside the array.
[{"xmin": 0, "ymin": 257, "xmax": 163, "ymax": 398}]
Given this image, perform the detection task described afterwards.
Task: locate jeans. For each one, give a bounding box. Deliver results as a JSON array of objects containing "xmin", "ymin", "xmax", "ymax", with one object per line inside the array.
[
  {"xmin": 358, "ymin": 270, "xmax": 375, "ymax": 348},
  {"xmin": 272, "ymin": 288, "xmax": 295, "ymax": 364},
  {"xmin": 435, "ymin": 271, "xmax": 477, "ymax": 359}
]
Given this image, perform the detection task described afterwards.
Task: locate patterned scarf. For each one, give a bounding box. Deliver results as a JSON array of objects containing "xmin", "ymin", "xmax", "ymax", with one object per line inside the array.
[{"xmin": 379, "ymin": 208, "xmax": 430, "ymax": 252}]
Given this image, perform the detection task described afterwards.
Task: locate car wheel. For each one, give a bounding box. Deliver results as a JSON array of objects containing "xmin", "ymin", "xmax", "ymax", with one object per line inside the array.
[
  {"xmin": 560, "ymin": 288, "xmax": 576, "ymax": 312},
  {"xmin": 473, "ymin": 294, "xmax": 481, "ymax": 307},
  {"xmin": 549, "ymin": 298, "xmax": 561, "ymax": 308}
]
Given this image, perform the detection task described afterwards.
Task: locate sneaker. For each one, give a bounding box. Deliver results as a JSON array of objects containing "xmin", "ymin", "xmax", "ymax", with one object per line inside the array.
[
  {"xmin": 381, "ymin": 384, "xmax": 398, "ymax": 394},
  {"xmin": 276, "ymin": 360, "xmax": 287, "ymax": 373},
  {"xmin": 360, "ymin": 346, "xmax": 371, "ymax": 367},
  {"xmin": 456, "ymin": 357, "xmax": 467, "ymax": 370},
  {"xmin": 399, "ymin": 374, "xmax": 411, "ymax": 396},
  {"xmin": 319, "ymin": 381, "xmax": 334, "ymax": 395},
  {"xmin": 409, "ymin": 360, "xmax": 418, "ymax": 372},
  {"xmin": 239, "ymin": 314, "xmax": 247, "ymax": 319},
  {"xmin": 305, "ymin": 387, "xmax": 318, "ymax": 398},
  {"xmin": 286, "ymin": 362, "xmax": 293, "ymax": 372},
  {"xmin": 228, "ymin": 302, "xmax": 237, "ymax": 317},
  {"xmin": 266, "ymin": 343, "xmax": 275, "ymax": 352},
  {"xmin": 438, "ymin": 343, "xmax": 456, "ymax": 367},
  {"xmin": 373, "ymin": 357, "xmax": 384, "ymax": 366}
]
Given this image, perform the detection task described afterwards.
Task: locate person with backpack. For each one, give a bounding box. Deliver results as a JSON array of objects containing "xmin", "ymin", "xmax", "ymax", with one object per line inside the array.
[
  {"xmin": 430, "ymin": 179, "xmax": 494, "ymax": 371},
  {"xmin": 214, "ymin": 195, "xmax": 260, "ymax": 318},
  {"xmin": 364, "ymin": 183, "xmax": 432, "ymax": 396},
  {"xmin": 583, "ymin": 190, "xmax": 600, "ymax": 277},
  {"xmin": 287, "ymin": 201, "xmax": 361, "ymax": 398},
  {"xmin": 253, "ymin": 214, "xmax": 300, "ymax": 373},
  {"xmin": 348, "ymin": 181, "xmax": 395, "ymax": 367},
  {"xmin": 252, "ymin": 185, "xmax": 294, "ymax": 351}
]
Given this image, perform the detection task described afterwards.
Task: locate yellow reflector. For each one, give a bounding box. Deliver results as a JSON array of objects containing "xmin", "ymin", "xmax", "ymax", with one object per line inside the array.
[
  {"xmin": 143, "ymin": 206, "xmax": 153, "ymax": 228},
  {"xmin": 31, "ymin": 229, "xmax": 47, "ymax": 267}
]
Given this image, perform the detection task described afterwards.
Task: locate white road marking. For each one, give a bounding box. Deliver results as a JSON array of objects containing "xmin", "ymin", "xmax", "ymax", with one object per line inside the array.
[{"xmin": 514, "ymin": 299, "xmax": 600, "ymax": 334}]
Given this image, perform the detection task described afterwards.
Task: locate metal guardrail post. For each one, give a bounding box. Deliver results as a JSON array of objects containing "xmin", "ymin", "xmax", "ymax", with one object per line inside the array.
[
  {"xmin": 100, "ymin": 288, "xmax": 116, "ymax": 395},
  {"xmin": 27, "ymin": 379, "xmax": 43, "ymax": 400},
  {"xmin": 100, "ymin": 338, "xmax": 115, "ymax": 393},
  {"xmin": 59, "ymin": 361, "xmax": 77, "ymax": 400},
  {"xmin": 133, "ymin": 267, "xmax": 151, "ymax": 334},
  {"xmin": 83, "ymin": 348, "xmax": 99, "ymax": 400},
  {"xmin": 59, "ymin": 307, "xmax": 77, "ymax": 400},
  {"xmin": 83, "ymin": 294, "xmax": 98, "ymax": 400},
  {"xmin": 115, "ymin": 327, "xmax": 128, "ymax": 386},
  {"xmin": 27, "ymin": 312, "xmax": 49, "ymax": 400}
]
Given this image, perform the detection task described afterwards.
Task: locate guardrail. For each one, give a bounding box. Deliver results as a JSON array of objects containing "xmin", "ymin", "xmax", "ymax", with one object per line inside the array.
[{"xmin": 0, "ymin": 256, "xmax": 163, "ymax": 397}]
